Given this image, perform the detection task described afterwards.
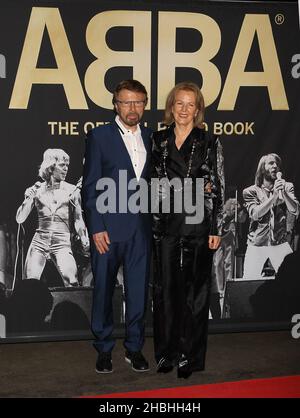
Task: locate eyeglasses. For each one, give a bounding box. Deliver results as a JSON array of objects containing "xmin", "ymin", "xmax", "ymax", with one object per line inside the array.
[{"xmin": 115, "ymin": 100, "xmax": 146, "ymax": 108}]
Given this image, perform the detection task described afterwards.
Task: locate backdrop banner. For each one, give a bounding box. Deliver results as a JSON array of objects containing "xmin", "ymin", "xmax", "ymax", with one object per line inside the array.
[{"xmin": 0, "ymin": 0, "xmax": 299, "ymax": 341}]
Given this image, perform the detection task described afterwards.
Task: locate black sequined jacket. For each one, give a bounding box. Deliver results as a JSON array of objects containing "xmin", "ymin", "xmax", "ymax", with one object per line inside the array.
[{"xmin": 151, "ymin": 125, "xmax": 225, "ymax": 238}]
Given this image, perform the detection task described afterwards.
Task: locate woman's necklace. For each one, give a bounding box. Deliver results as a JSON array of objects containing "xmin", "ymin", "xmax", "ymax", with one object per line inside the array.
[{"xmin": 162, "ymin": 138, "xmax": 197, "ymax": 192}]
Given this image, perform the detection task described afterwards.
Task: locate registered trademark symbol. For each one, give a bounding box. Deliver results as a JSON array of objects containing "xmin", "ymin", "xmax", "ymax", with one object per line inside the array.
[{"xmin": 275, "ymin": 14, "xmax": 285, "ymax": 25}]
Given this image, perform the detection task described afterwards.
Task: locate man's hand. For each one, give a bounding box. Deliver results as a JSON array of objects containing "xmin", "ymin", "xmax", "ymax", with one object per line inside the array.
[
  {"xmin": 93, "ymin": 231, "xmax": 111, "ymax": 254},
  {"xmin": 273, "ymin": 178, "xmax": 286, "ymax": 200},
  {"xmin": 208, "ymin": 235, "xmax": 221, "ymax": 250}
]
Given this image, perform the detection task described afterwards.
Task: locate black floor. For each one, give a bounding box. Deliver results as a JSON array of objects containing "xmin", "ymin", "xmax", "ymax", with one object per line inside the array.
[{"xmin": 0, "ymin": 330, "xmax": 299, "ymax": 397}]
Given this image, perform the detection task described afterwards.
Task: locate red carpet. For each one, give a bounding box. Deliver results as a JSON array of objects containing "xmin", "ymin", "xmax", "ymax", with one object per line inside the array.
[{"xmin": 91, "ymin": 375, "xmax": 300, "ymax": 398}]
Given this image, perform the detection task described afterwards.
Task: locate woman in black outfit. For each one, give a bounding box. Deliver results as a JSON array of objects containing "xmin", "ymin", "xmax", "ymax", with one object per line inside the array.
[{"xmin": 151, "ymin": 82, "xmax": 225, "ymax": 378}]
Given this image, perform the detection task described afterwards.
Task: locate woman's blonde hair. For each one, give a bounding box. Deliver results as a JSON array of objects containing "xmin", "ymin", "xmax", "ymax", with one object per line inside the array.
[{"xmin": 163, "ymin": 82, "xmax": 205, "ymax": 128}]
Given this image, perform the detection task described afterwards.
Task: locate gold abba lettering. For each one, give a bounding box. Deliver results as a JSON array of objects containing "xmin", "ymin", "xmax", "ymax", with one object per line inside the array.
[
  {"xmin": 157, "ymin": 12, "xmax": 222, "ymax": 107},
  {"xmin": 9, "ymin": 8, "xmax": 88, "ymax": 109},
  {"xmin": 85, "ymin": 11, "xmax": 151, "ymax": 109},
  {"xmin": 9, "ymin": 8, "xmax": 288, "ymax": 110},
  {"xmin": 218, "ymin": 14, "xmax": 288, "ymax": 110}
]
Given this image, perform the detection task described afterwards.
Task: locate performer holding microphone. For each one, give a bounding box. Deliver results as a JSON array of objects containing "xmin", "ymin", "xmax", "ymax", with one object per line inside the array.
[
  {"xmin": 16, "ymin": 149, "xmax": 89, "ymax": 287},
  {"xmin": 242, "ymin": 153, "xmax": 299, "ymax": 279}
]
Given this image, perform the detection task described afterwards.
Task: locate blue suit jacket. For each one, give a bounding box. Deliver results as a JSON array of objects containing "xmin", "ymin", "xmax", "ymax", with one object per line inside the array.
[{"xmin": 82, "ymin": 121, "xmax": 152, "ymax": 242}]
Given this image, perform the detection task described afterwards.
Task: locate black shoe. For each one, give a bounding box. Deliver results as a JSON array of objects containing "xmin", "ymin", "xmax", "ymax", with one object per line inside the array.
[
  {"xmin": 125, "ymin": 350, "xmax": 150, "ymax": 372},
  {"xmin": 157, "ymin": 357, "xmax": 174, "ymax": 373},
  {"xmin": 96, "ymin": 352, "xmax": 113, "ymax": 374},
  {"xmin": 177, "ymin": 355, "xmax": 192, "ymax": 379}
]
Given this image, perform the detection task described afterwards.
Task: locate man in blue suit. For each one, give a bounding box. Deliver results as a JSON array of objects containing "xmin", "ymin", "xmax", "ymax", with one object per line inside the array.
[{"xmin": 82, "ymin": 80, "xmax": 152, "ymax": 374}]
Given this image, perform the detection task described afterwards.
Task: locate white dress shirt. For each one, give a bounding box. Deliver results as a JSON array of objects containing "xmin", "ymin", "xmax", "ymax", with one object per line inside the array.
[{"xmin": 115, "ymin": 115, "xmax": 146, "ymax": 180}]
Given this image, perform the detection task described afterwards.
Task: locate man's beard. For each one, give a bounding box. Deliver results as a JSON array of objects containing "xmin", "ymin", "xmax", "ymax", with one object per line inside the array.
[
  {"xmin": 122, "ymin": 113, "xmax": 141, "ymax": 126},
  {"xmin": 264, "ymin": 170, "xmax": 277, "ymax": 182}
]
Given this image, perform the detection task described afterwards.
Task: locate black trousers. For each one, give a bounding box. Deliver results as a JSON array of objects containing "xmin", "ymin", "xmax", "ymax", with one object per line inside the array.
[{"xmin": 153, "ymin": 234, "xmax": 213, "ymax": 370}]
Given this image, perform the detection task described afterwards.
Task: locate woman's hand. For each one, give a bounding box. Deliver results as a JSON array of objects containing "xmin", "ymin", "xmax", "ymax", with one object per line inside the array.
[{"xmin": 208, "ymin": 235, "xmax": 221, "ymax": 250}]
